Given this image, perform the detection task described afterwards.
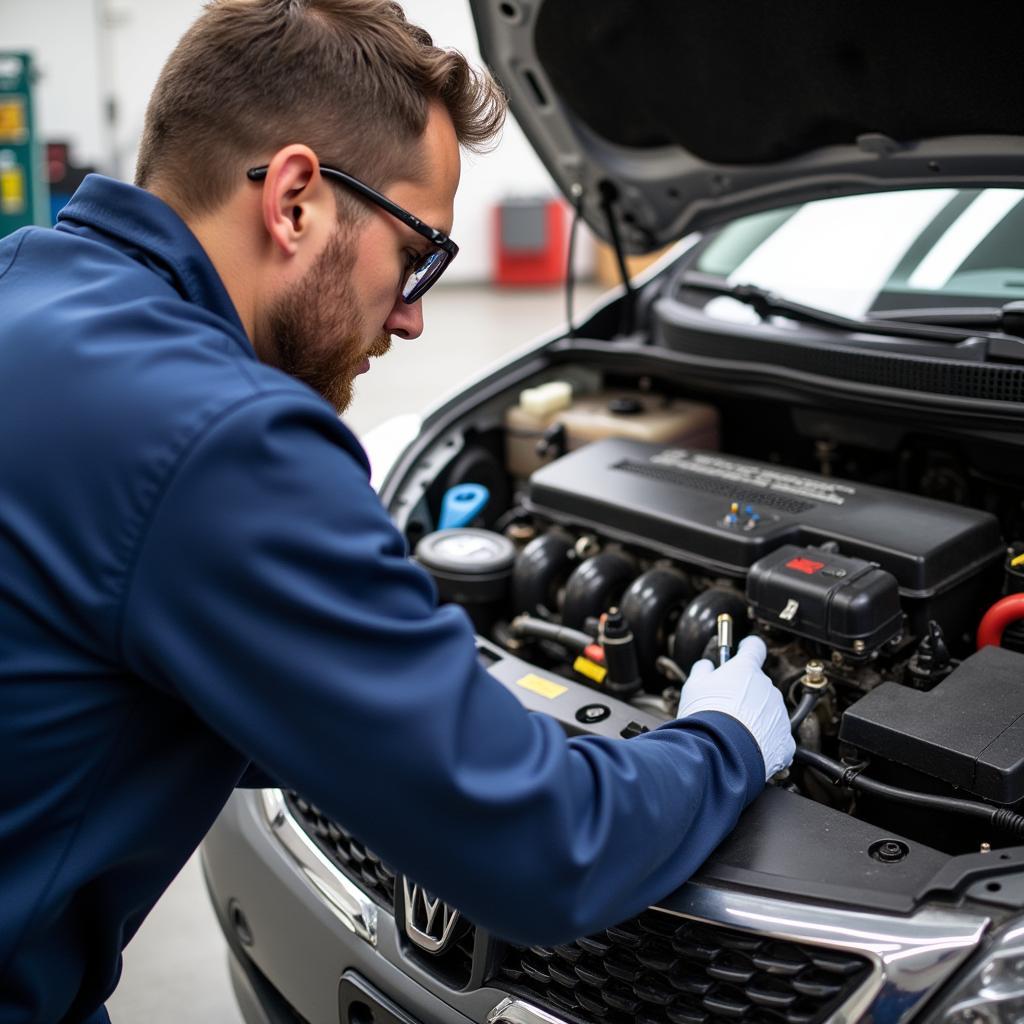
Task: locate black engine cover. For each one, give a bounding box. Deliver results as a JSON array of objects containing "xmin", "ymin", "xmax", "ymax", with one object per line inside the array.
[
  {"xmin": 527, "ymin": 439, "xmax": 1002, "ymax": 591},
  {"xmin": 526, "ymin": 439, "xmax": 1003, "ymax": 641}
]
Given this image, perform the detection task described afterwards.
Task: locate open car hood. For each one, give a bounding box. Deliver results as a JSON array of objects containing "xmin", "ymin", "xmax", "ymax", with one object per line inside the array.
[{"xmin": 469, "ymin": 0, "xmax": 1024, "ymax": 252}]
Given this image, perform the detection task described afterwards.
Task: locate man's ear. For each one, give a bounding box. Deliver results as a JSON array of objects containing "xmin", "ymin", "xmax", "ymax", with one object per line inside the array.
[{"xmin": 256, "ymin": 145, "xmax": 333, "ymax": 257}]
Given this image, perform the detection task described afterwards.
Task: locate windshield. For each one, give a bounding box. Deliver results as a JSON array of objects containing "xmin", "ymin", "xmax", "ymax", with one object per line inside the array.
[{"xmin": 694, "ymin": 188, "xmax": 1024, "ymax": 322}]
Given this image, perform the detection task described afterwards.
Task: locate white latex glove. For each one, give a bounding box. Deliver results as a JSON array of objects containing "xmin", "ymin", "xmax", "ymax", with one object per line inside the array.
[{"xmin": 676, "ymin": 635, "xmax": 795, "ymax": 780}]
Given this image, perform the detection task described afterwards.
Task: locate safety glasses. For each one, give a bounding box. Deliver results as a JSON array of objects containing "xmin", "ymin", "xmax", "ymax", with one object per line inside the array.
[{"xmin": 247, "ymin": 163, "xmax": 458, "ymax": 303}]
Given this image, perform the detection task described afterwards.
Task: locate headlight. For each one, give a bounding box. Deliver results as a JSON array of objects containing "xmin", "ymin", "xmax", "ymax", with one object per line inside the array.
[{"xmin": 931, "ymin": 919, "xmax": 1024, "ymax": 1024}]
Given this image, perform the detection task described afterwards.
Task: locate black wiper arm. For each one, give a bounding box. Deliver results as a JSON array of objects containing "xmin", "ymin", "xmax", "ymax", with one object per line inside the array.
[
  {"xmin": 679, "ymin": 270, "xmax": 1002, "ymax": 345},
  {"xmin": 872, "ymin": 301, "xmax": 1024, "ymax": 340}
]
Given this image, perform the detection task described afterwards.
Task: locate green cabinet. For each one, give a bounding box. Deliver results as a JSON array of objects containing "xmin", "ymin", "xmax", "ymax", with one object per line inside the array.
[{"xmin": 0, "ymin": 53, "xmax": 48, "ymax": 237}]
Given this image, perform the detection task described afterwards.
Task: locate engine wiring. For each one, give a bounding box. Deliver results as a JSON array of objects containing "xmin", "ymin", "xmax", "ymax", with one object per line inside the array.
[
  {"xmin": 788, "ymin": 690, "xmax": 821, "ymax": 732},
  {"xmin": 795, "ymin": 748, "xmax": 1024, "ymax": 838},
  {"xmin": 509, "ymin": 614, "xmax": 599, "ymax": 658}
]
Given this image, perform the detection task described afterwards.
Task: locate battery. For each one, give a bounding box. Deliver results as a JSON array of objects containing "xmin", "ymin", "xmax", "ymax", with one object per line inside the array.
[{"xmin": 840, "ymin": 645, "xmax": 1024, "ymax": 804}]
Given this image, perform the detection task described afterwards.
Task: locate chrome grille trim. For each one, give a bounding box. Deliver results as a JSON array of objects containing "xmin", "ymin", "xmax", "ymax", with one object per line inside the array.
[
  {"xmin": 488, "ymin": 998, "xmax": 569, "ymax": 1024},
  {"xmin": 260, "ymin": 788, "xmax": 379, "ymax": 946}
]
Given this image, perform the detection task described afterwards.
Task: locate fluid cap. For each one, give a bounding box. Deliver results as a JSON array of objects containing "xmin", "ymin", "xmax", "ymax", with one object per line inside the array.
[
  {"xmin": 414, "ymin": 528, "xmax": 516, "ymax": 633},
  {"xmin": 608, "ymin": 397, "xmax": 643, "ymax": 416},
  {"xmin": 439, "ymin": 483, "xmax": 490, "ymax": 530},
  {"xmin": 519, "ymin": 381, "xmax": 573, "ymax": 417}
]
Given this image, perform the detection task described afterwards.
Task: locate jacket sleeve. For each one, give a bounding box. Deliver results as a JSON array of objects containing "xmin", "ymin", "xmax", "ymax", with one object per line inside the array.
[{"xmin": 119, "ymin": 392, "xmax": 764, "ymax": 946}]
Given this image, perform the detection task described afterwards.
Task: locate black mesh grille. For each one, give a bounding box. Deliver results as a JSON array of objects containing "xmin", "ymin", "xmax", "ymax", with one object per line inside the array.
[
  {"xmin": 283, "ymin": 792, "xmax": 395, "ymax": 908},
  {"xmin": 613, "ymin": 459, "xmax": 815, "ymax": 515},
  {"xmin": 657, "ymin": 311, "xmax": 1024, "ymax": 403},
  {"xmin": 778, "ymin": 346, "xmax": 1024, "ymax": 402},
  {"xmin": 492, "ymin": 908, "xmax": 871, "ymax": 1024}
]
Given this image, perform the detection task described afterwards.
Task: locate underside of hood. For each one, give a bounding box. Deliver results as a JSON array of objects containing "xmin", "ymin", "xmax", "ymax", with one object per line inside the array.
[{"xmin": 470, "ymin": 0, "xmax": 1024, "ymax": 252}]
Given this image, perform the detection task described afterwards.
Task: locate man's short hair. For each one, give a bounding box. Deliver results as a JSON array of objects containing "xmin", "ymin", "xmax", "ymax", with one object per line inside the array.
[{"xmin": 135, "ymin": 0, "xmax": 506, "ymax": 217}]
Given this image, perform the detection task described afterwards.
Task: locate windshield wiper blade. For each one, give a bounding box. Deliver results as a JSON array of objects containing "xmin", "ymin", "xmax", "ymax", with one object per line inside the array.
[{"xmin": 679, "ymin": 271, "xmax": 1004, "ymax": 345}]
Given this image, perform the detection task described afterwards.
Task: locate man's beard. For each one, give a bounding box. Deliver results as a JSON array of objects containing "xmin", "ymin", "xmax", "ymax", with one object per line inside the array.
[{"xmin": 263, "ymin": 232, "xmax": 391, "ymax": 413}]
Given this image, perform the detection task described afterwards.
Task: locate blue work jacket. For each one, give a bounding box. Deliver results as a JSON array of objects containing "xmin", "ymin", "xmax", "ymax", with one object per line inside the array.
[{"xmin": 0, "ymin": 175, "xmax": 763, "ymax": 1024}]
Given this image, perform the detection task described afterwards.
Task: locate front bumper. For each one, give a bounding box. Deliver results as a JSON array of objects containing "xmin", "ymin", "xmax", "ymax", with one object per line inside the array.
[{"xmin": 202, "ymin": 789, "xmax": 990, "ymax": 1024}]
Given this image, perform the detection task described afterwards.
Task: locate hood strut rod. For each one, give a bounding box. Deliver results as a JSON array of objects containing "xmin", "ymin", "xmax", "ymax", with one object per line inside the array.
[
  {"xmin": 599, "ymin": 181, "xmax": 636, "ymax": 337},
  {"xmin": 566, "ymin": 184, "xmax": 584, "ymax": 338}
]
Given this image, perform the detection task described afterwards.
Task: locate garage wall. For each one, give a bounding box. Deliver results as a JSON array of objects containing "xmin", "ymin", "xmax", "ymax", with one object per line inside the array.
[
  {"xmin": 2, "ymin": 0, "xmax": 567, "ymax": 282},
  {"xmin": 3, "ymin": 0, "xmax": 105, "ymax": 174}
]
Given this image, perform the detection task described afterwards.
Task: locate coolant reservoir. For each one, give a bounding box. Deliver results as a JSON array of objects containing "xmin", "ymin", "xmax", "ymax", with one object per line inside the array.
[
  {"xmin": 505, "ymin": 385, "xmax": 719, "ymax": 478},
  {"xmin": 559, "ymin": 391, "xmax": 719, "ymax": 450},
  {"xmin": 505, "ymin": 381, "xmax": 574, "ymax": 478}
]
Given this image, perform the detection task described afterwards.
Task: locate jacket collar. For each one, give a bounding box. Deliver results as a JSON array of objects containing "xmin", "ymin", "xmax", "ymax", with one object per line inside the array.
[{"xmin": 57, "ymin": 175, "xmax": 249, "ymax": 345}]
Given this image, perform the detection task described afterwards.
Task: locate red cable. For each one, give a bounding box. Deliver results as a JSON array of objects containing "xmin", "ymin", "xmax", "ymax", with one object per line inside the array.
[{"xmin": 977, "ymin": 593, "xmax": 1024, "ymax": 650}]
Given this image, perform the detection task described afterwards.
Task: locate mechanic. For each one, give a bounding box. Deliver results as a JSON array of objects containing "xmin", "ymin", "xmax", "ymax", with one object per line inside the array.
[{"xmin": 0, "ymin": 2, "xmax": 794, "ymax": 1021}]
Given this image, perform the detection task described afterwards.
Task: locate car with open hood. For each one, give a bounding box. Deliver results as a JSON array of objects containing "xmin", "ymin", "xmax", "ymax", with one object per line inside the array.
[{"xmin": 201, "ymin": 3, "xmax": 1024, "ymax": 1023}]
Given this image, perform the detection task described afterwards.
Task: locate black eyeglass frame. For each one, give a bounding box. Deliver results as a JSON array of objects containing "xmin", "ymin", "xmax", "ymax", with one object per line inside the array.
[{"xmin": 247, "ymin": 163, "xmax": 458, "ymax": 303}]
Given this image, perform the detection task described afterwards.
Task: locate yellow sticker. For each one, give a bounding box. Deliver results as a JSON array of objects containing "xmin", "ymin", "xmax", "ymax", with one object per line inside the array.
[
  {"xmin": 516, "ymin": 673, "xmax": 568, "ymax": 700},
  {"xmin": 0, "ymin": 99, "xmax": 26, "ymax": 144},
  {"xmin": 573, "ymin": 657, "xmax": 608, "ymax": 684},
  {"xmin": 0, "ymin": 165, "xmax": 25, "ymax": 215},
  {"xmin": 1012, "ymin": 553, "xmax": 1024, "ymax": 568}
]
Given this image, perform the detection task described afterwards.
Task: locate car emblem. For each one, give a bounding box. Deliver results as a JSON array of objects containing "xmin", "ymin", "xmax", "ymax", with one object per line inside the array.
[{"xmin": 402, "ymin": 878, "xmax": 463, "ymax": 954}]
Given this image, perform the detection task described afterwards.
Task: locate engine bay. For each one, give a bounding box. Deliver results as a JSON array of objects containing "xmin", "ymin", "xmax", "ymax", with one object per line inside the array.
[{"xmin": 388, "ymin": 373, "xmax": 1024, "ymax": 862}]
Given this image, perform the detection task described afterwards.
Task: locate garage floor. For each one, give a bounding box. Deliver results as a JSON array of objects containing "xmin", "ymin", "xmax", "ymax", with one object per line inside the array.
[{"xmin": 107, "ymin": 281, "xmax": 604, "ymax": 1022}]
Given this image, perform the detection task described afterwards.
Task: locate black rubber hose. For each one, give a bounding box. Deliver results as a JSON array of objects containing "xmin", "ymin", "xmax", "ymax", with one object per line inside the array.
[
  {"xmin": 561, "ymin": 552, "xmax": 636, "ymax": 631},
  {"xmin": 656, "ymin": 656, "xmax": 687, "ymax": 685},
  {"xmin": 789, "ymin": 692, "xmax": 821, "ymax": 732},
  {"xmin": 794, "ymin": 748, "xmax": 1024, "ymax": 837},
  {"xmin": 512, "ymin": 533, "xmax": 575, "ymax": 618},
  {"xmin": 510, "ymin": 615, "xmax": 594, "ymax": 654},
  {"xmin": 671, "ymin": 588, "xmax": 748, "ymax": 671},
  {"xmin": 621, "ymin": 567, "xmax": 694, "ymax": 689}
]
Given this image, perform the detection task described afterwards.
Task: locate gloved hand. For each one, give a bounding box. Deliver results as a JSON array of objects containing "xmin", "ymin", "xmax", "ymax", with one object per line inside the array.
[{"xmin": 676, "ymin": 635, "xmax": 795, "ymax": 780}]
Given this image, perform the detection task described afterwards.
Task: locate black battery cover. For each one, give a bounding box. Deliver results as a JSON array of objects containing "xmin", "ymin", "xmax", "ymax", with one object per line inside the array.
[{"xmin": 840, "ymin": 646, "xmax": 1024, "ymax": 804}]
